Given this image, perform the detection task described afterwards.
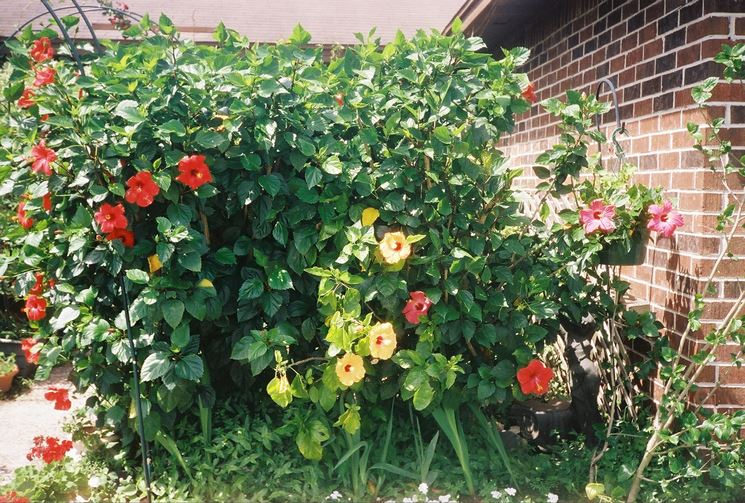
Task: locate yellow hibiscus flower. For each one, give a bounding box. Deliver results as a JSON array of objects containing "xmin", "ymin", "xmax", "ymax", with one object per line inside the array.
[
  {"xmin": 335, "ymin": 353, "xmax": 365, "ymax": 387},
  {"xmin": 369, "ymin": 322, "xmax": 397, "ymax": 360},
  {"xmin": 378, "ymin": 231, "xmax": 411, "ymax": 264}
]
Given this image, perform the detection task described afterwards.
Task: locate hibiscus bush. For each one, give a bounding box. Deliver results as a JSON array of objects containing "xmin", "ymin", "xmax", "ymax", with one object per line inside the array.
[{"xmin": 0, "ymin": 18, "xmax": 606, "ymax": 459}]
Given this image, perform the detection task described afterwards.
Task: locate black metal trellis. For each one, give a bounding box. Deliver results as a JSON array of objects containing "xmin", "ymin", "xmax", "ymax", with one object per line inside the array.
[
  {"xmin": 9, "ymin": 4, "xmax": 153, "ymax": 500},
  {"xmin": 9, "ymin": 3, "xmax": 143, "ymax": 75}
]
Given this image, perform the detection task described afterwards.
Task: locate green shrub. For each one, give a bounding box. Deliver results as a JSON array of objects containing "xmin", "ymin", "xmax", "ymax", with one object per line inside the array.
[{"xmin": 0, "ymin": 18, "xmax": 590, "ymax": 458}]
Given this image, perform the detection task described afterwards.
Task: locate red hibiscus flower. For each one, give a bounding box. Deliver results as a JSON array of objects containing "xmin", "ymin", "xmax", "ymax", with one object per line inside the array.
[
  {"xmin": 125, "ymin": 171, "xmax": 160, "ymax": 207},
  {"xmin": 29, "ymin": 272, "xmax": 45, "ymax": 295},
  {"xmin": 24, "ymin": 295, "xmax": 47, "ymax": 322},
  {"xmin": 29, "ymin": 37, "xmax": 55, "ymax": 63},
  {"xmin": 26, "ymin": 436, "xmax": 73, "ymax": 464},
  {"xmin": 106, "ymin": 228, "xmax": 135, "ymax": 248},
  {"xmin": 44, "ymin": 387, "xmax": 71, "ymax": 410},
  {"xmin": 21, "ymin": 338, "xmax": 41, "ymax": 364},
  {"xmin": 33, "ymin": 67, "xmax": 56, "ymax": 87},
  {"xmin": 522, "ymin": 83, "xmax": 537, "ymax": 104},
  {"xmin": 402, "ymin": 291, "xmax": 433, "ymax": 324},
  {"xmin": 17, "ymin": 89, "xmax": 35, "ymax": 108},
  {"xmin": 176, "ymin": 155, "xmax": 212, "ymax": 190},
  {"xmin": 94, "ymin": 203, "xmax": 128, "ymax": 233},
  {"xmin": 0, "ymin": 491, "xmax": 31, "ymax": 503},
  {"xmin": 43, "ymin": 193, "xmax": 52, "ymax": 211},
  {"xmin": 516, "ymin": 359, "xmax": 554, "ymax": 396},
  {"xmin": 30, "ymin": 140, "xmax": 56, "ymax": 176},
  {"xmin": 16, "ymin": 201, "xmax": 33, "ymax": 230}
]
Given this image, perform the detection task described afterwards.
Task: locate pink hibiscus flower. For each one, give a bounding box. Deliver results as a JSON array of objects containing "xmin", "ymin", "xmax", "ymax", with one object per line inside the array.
[
  {"xmin": 579, "ymin": 199, "xmax": 616, "ymax": 234},
  {"xmin": 647, "ymin": 200, "xmax": 684, "ymax": 238}
]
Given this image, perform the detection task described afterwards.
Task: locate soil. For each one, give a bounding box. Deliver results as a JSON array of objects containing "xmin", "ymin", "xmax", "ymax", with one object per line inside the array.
[{"xmin": 0, "ymin": 364, "xmax": 85, "ymax": 484}]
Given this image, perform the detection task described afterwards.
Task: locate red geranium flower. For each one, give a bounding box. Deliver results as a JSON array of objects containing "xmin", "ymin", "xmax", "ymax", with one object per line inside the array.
[
  {"xmin": 94, "ymin": 203, "xmax": 128, "ymax": 233},
  {"xmin": 40, "ymin": 114, "xmax": 49, "ymax": 122},
  {"xmin": 33, "ymin": 67, "xmax": 56, "ymax": 87},
  {"xmin": 516, "ymin": 359, "xmax": 554, "ymax": 396},
  {"xmin": 106, "ymin": 228, "xmax": 135, "ymax": 248},
  {"xmin": 17, "ymin": 89, "xmax": 35, "ymax": 108},
  {"xmin": 402, "ymin": 291, "xmax": 433, "ymax": 324},
  {"xmin": 44, "ymin": 387, "xmax": 71, "ymax": 410},
  {"xmin": 176, "ymin": 155, "xmax": 212, "ymax": 190},
  {"xmin": 29, "ymin": 37, "xmax": 55, "ymax": 63},
  {"xmin": 24, "ymin": 295, "xmax": 47, "ymax": 322},
  {"xmin": 21, "ymin": 338, "xmax": 41, "ymax": 364},
  {"xmin": 30, "ymin": 140, "xmax": 57, "ymax": 176},
  {"xmin": 125, "ymin": 171, "xmax": 160, "ymax": 207},
  {"xmin": 522, "ymin": 83, "xmax": 537, "ymax": 104},
  {"xmin": 29, "ymin": 272, "xmax": 45, "ymax": 295},
  {"xmin": 43, "ymin": 192, "xmax": 52, "ymax": 211},
  {"xmin": 26, "ymin": 436, "xmax": 73, "ymax": 464},
  {"xmin": 16, "ymin": 201, "xmax": 33, "ymax": 230},
  {"xmin": 0, "ymin": 491, "xmax": 30, "ymax": 503}
]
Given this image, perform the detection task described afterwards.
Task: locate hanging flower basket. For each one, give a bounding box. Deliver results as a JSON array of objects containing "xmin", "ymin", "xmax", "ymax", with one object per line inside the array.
[{"xmin": 598, "ymin": 227, "xmax": 649, "ymax": 266}]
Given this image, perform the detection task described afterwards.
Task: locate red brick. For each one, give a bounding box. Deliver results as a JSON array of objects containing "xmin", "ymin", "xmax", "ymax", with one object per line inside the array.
[
  {"xmin": 687, "ymin": 16, "xmax": 730, "ymax": 43},
  {"xmin": 677, "ymin": 44, "xmax": 701, "ymax": 66}
]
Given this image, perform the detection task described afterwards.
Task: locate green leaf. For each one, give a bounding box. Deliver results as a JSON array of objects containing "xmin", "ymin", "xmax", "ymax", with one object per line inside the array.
[
  {"xmin": 239, "ymin": 276, "xmax": 264, "ymax": 300},
  {"xmin": 267, "ymin": 376, "xmax": 293, "ymax": 407},
  {"xmin": 195, "ymin": 130, "xmax": 229, "ymax": 150},
  {"xmin": 214, "ymin": 247, "xmax": 236, "ymax": 265},
  {"xmin": 433, "ymin": 126, "xmax": 452, "ymax": 144},
  {"xmin": 296, "ymin": 419, "xmax": 329, "ymax": 461},
  {"xmin": 162, "ymin": 299, "xmax": 185, "ymax": 328},
  {"xmin": 126, "ymin": 269, "xmax": 150, "ymax": 284},
  {"xmin": 184, "ymin": 296, "xmax": 207, "ymax": 321},
  {"xmin": 258, "ymin": 174, "xmax": 282, "ymax": 196},
  {"xmin": 178, "ymin": 252, "xmax": 202, "ymax": 272},
  {"xmin": 268, "ymin": 267, "xmax": 293, "ymax": 290},
  {"xmin": 321, "ymin": 156, "xmax": 343, "ymax": 175},
  {"xmin": 175, "ymin": 354, "xmax": 204, "ymax": 381},
  {"xmin": 51, "ymin": 306, "xmax": 81, "ymax": 331},
  {"xmin": 413, "ymin": 380, "xmax": 434, "ymax": 410},
  {"xmin": 159, "ymin": 119, "xmax": 186, "ymax": 136},
  {"xmin": 114, "ymin": 100, "xmax": 146, "ymax": 123},
  {"xmin": 141, "ymin": 352, "xmax": 173, "ymax": 381},
  {"xmin": 170, "ymin": 324, "xmax": 190, "ymax": 348}
]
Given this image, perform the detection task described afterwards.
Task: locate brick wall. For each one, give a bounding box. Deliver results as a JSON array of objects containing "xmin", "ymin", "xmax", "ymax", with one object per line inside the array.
[{"xmin": 500, "ymin": 0, "xmax": 745, "ymax": 409}]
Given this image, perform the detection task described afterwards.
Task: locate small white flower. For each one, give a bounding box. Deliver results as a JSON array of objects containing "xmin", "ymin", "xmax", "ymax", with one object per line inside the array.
[
  {"xmin": 491, "ymin": 490, "xmax": 502, "ymax": 499},
  {"xmin": 326, "ymin": 490, "xmax": 342, "ymax": 501},
  {"xmin": 88, "ymin": 475, "xmax": 103, "ymax": 488},
  {"xmin": 67, "ymin": 448, "xmax": 82, "ymax": 461},
  {"xmin": 418, "ymin": 483, "xmax": 429, "ymax": 494},
  {"xmin": 438, "ymin": 495, "xmax": 452, "ymax": 502},
  {"xmin": 505, "ymin": 487, "xmax": 517, "ymax": 497},
  {"xmin": 403, "ymin": 497, "xmax": 417, "ymax": 503},
  {"xmin": 547, "ymin": 493, "xmax": 558, "ymax": 503}
]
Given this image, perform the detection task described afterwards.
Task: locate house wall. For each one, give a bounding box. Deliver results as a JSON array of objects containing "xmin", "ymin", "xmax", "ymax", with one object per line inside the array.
[{"xmin": 501, "ymin": 0, "xmax": 745, "ymax": 409}]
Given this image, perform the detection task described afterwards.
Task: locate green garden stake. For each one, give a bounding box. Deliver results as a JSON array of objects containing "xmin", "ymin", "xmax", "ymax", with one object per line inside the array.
[{"xmin": 120, "ymin": 273, "xmax": 153, "ymax": 503}]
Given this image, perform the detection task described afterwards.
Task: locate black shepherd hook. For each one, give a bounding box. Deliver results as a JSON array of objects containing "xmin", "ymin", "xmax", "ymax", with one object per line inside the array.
[
  {"xmin": 119, "ymin": 273, "xmax": 153, "ymax": 503},
  {"xmin": 594, "ymin": 77, "xmax": 627, "ymax": 168}
]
